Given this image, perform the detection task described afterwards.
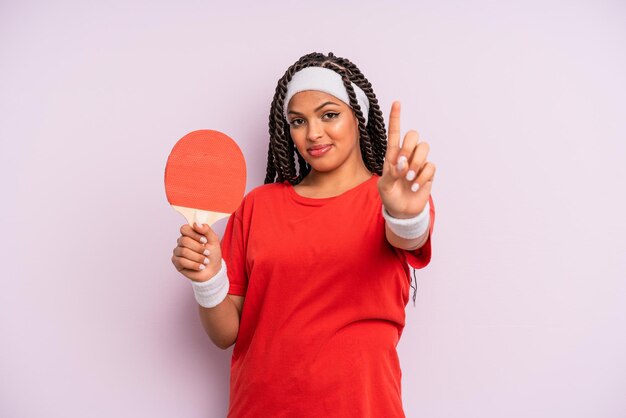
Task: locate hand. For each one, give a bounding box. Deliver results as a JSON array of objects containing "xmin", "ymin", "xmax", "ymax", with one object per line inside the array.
[
  {"xmin": 377, "ymin": 101, "xmax": 436, "ymax": 218},
  {"xmin": 171, "ymin": 222, "xmax": 223, "ymax": 282}
]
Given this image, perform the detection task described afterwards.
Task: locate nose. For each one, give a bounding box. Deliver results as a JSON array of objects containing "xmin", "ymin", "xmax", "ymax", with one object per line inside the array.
[{"xmin": 306, "ymin": 118, "xmax": 323, "ymax": 142}]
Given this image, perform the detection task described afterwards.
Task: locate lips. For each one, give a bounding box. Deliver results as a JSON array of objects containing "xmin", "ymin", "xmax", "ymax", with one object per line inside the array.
[{"xmin": 307, "ymin": 144, "xmax": 332, "ymax": 157}]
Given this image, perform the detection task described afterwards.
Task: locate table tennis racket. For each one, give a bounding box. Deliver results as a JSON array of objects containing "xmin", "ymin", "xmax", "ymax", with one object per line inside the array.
[{"xmin": 164, "ymin": 129, "xmax": 247, "ymax": 227}]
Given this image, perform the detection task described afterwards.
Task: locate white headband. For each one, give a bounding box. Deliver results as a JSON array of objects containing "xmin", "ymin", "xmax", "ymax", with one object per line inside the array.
[{"xmin": 283, "ymin": 66, "xmax": 370, "ymax": 126}]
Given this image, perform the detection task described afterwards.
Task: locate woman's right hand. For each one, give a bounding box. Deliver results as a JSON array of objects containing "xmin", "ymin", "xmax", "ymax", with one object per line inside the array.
[{"xmin": 171, "ymin": 222, "xmax": 223, "ymax": 282}]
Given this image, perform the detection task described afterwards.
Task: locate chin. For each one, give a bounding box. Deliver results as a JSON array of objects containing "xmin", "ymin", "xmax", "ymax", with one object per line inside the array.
[{"xmin": 307, "ymin": 161, "xmax": 341, "ymax": 174}]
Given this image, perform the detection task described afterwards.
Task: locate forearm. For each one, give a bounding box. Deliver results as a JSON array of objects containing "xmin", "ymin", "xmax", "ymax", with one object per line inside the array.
[
  {"xmin": 198, "ymin": 296, "xmax": 240, "ymax": 350},
  {"xmin": 385, "ymin": 223, "xmax": 429, "ymax": 251},
  {"xmin": 382, "ymin": 199, "xmax": 431, "ymax": 251}
]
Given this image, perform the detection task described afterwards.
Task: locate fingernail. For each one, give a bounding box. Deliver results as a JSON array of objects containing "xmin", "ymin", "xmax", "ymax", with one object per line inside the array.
[
  {"xmin": 203, "ymin": 257, "xmax": 210, "ymax": 264},
  {"xmin": 203, "ymin": 249, "xmax": 210, "ymax": 256},
  {"xmin": 406, "ymin": 170, "xmax": 416, "ymax": 181},
  {"xmin": 199, "ymin": 264, "xmax": 206, "ymax": 270},
  {"xmin": 200, "ymin": 236, "xmax": 207, "ymax": 244},
  {"xmin": 411, "ymin": 182, "xmax": 420, "ymax": 192},
  {"xmin": 397, "ymin": 155, "xmax": 407, "ymax": 171}
]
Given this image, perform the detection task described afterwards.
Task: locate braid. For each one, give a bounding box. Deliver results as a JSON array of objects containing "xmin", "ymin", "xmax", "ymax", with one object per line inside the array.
[
  {"xmin": 326, "ymin": 64, "xmax": 378, "ymax": 175},
  {"xmin": 328, "ymin": 56, "xmax": 388, "ymax": 172},
  {"xmin": 264, "ymin": 51, "xmax": 388, "ymax": 185},
  {"xmin": 264, "ymin": 143, "xmax": 276, "ymax": 184}
]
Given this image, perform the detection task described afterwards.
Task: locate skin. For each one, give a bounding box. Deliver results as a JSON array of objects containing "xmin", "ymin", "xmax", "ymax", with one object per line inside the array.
[
  {"xmin": 378, "ymin": 100, "xmax": 436, "ymax": 250},
  {"xmin": 171, "ymin": 90, "xmax": 436, "ymax": 349},
  {"xmin": 287, "ymin": 90, "xmax": 372, "ymax": 197}
]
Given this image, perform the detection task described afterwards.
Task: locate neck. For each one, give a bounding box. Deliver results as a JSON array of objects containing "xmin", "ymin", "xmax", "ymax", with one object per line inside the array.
[{"xmin": 298, "ymin": 153, "xmax": 372, "ymax": 196}]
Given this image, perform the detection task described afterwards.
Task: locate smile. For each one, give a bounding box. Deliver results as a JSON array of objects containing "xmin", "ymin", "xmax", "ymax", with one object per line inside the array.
[{"xmin": 307, "ymin": 144, "xmax": 333, "ymax": 157}]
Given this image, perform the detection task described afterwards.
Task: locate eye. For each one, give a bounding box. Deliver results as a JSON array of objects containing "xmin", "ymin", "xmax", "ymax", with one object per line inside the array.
[
  {"xmin": 323, "ymin": 112, "xmax": 339, "ymax": 120},
  {"xmin": 289, "ymin": 118, "xmax": 304, "ymax": 127}
]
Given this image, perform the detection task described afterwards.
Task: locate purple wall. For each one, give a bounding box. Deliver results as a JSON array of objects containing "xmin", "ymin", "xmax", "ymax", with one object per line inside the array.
[{"xmin": 1, "ymin": 1, "xmax": 625, "ymax": 417}]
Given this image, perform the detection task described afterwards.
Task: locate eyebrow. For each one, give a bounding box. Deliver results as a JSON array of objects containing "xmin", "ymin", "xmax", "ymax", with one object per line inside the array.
[{"xmin": 288, "ymin": 101, "xmax": 341, "ymax": 115}]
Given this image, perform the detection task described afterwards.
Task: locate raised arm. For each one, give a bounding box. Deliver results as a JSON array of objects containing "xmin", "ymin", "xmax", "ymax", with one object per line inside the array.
[{"xmin": 377, "ymin": 101, "xmax": 436, "ymax": 251}]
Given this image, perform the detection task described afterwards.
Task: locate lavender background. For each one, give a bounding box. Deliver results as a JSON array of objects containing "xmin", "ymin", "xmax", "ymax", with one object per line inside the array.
[{"xmin": 1, "ymin": 1, "xmax": 625, "ymax": 417}]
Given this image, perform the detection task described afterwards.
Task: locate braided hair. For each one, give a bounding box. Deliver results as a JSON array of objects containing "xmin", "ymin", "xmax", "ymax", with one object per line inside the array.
[{"xmin": 264, "ymin": 51, "xmax": 388, "ymax": 185}]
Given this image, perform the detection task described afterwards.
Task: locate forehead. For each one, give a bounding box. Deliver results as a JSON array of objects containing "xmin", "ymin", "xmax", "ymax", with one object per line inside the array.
[{"xmin": 287, "ymin": 90, "xmax": 348, "ymax": 110}]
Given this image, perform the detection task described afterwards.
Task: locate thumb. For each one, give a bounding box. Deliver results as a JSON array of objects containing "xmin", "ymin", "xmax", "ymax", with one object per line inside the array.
[
  {"xmin": 378, "ymin": 157, "xmax": 401, "ymax": 191},
  {"xmin": 377, "ymin": 167, "xmax": 399, "ymax": 195}
]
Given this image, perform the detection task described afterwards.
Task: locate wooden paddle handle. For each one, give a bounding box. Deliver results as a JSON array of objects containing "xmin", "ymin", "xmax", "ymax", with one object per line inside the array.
[{"xmin": 172, "ymin": 205, "xmax": 230, "ymax": 227}]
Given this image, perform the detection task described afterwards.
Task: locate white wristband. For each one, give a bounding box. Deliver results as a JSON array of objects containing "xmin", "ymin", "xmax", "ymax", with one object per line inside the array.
[
  {"xmin": 190, "ymin": 259, "xmax": 230, "ymax": 308},
  {"xmin": 382, "ymin": 201, "xmax": 431, "ymax": 240}
]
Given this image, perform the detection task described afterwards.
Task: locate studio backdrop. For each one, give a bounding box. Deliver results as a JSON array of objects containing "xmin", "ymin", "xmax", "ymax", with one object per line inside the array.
[{"xmin": 1, "ymin": 1, "xmax": 624, "ymax": 417}]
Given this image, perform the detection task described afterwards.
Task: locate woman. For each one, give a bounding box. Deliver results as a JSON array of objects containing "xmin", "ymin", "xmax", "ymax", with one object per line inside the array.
[{"xmin": 171, "ymin": 51, "xmax": 436, "ymax": 417}]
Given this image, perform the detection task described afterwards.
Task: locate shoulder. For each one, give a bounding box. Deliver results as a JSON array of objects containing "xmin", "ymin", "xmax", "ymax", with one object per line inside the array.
[
  {"xmin": 363, "ymin": 173, "xmax": 383, "ymax": 202},
  {"xmin": 243, "ymin": 181, "xmax": 287, "ymax": 202},
  {"xmin": 233, "ymin": 181, "xmax": 288, "ymax": 216}
]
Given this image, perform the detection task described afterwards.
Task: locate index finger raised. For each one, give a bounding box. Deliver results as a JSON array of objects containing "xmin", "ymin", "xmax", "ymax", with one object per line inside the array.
[{"xmin": 387, "ymin": 101, "xmax": 401, "ymax": 156}]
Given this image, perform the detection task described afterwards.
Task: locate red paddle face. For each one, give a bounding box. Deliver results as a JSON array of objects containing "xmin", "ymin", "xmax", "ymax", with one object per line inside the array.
[{"xmin": 164, "ymin": 130, "xmax": 246, "ymax": 222}]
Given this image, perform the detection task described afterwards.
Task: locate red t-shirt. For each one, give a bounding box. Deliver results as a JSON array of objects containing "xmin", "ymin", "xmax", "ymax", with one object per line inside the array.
[{"xmin": 220, "ymin": 174, "xmax": 435, "ymax": 417}]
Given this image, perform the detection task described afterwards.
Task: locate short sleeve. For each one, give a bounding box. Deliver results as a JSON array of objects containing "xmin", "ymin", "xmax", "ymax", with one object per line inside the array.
[
  {"xmin": 221, "ymin": 210, "xmax": 248, "ymax": 296},
  {"xmin": 399, "ymin": 195, "xmax": 436, "ymax": 269}
]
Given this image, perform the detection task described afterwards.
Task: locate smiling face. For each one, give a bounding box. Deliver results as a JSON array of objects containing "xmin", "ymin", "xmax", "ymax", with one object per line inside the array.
[{"xmin": 286, "ymin": 90, "xmax": 365, "ymax": 177}]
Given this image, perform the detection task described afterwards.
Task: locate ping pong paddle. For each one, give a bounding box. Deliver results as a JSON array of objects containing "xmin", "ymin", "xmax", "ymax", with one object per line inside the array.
[{"xmin": 164, "ymin": 129, "xmax": 247, "ymax": 227}]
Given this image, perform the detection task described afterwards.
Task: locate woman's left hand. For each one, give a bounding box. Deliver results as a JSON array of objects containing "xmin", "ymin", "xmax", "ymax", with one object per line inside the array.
[{"xmin": 377, "ymin": 101, "xmax": 436, "ymax": 218}]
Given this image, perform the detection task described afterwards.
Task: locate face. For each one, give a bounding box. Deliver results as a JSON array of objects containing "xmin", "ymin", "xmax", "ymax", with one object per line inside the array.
[{"xmin": 286, "ymin": 90, "xmax": 363, "ymax": 175}]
